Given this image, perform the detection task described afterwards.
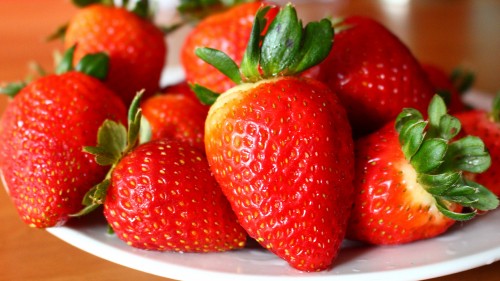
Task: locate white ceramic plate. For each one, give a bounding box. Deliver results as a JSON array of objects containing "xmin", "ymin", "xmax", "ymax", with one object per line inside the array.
[
  {"xmin": 47, "ymin": 205, "xmax": 500, "ymax": 281},
  {"xmin": 46, "ymin": 71, "xmax": 500, "ymax": 281}
]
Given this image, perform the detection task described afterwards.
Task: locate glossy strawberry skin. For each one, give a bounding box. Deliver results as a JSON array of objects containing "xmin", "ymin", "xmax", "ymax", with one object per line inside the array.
[
  {"xmin": 65, "ymin": 4, "xmax": 167, "ymax": 105},
  {"xmin": 141, "ymin": 92, "xmax": 208, "ymax": 152},
  {"xmin": 181, "ymin": 2, "xmax": 278, "ymax": 94},
  {"xmin": 307, "ymin": 16, "xmax": 435, "ymax": 137},
  {"xmin": 456, "ymin": 110, "xmax": 500, "ymax": 196},
  {"xmin": 205, "ymin": 76, "xmax": 354, "ymax": 271},
  {"xmin": 0, "ymin": 72, "xmax": 127, "ymax": 228},
  {"xmin": 104, "ymin": 138, "xmax": 247, "ymax": 252},
  {"xmin": 348, "ymin": 122, "xmax": 460, "ymax": 245}
]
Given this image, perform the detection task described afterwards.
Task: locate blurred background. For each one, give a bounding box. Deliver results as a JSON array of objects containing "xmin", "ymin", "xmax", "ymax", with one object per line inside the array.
[{"xmin": 1, "ymin": 0, "xmax": 499, "ymax": 94}]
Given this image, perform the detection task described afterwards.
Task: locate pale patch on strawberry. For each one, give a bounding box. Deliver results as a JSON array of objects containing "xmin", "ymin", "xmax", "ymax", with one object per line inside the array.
[{"xmin": 398, "ymin": 160, "xmax": 450, "ymax": 224}]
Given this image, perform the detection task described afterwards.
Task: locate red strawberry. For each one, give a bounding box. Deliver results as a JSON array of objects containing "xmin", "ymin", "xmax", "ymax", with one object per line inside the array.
[
  {"xmin": 64, "ymin": 1, "xmax": 167, "ymax": 106},
  {"xmin": 141, "ymin": 91, "xmax": 208, "ymax": 152},
  {"xmin": 455, "ymin": 93, "xmax": 500, "ymax": 196},
  {"xmin": 348, "ymin": 95, "xmax": 498, "ymax": 245},
  {"xmin": 422, "ymin": 64, "xmax": 466, "ymax": 113},
  {"xmin": 76, "ymin": 94, "xmax": 247, "ymax": 252},
  {"xmin": 305, "ymin": 16, "xmax": 435, "ymax": 137},
  {"xmin": 0, "ymin": 50, "xmax": 127, "ymax": 228},
  {"xmin": 162, "ymin": 81, "xmax": 200, "ymax": 103},
  {"xmin": 181, "ymin": 1, "xmax": 279, "ymax": 93},
  {"xmin": 193, "ymin": 5, "xmax": 353, "ymax": 271}
]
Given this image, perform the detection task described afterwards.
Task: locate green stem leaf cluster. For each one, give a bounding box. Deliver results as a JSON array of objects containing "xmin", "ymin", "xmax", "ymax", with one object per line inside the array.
[
  {"xmin": 192, "ymin": 3, "xmax": 334, "ymax": 105},
  {"xmin": 56, "ymin": 45, "xmax": 109, "ymax": 79},
  {"xmin": 1, "ymin": 46, "xmax": 109, "ymax": 98},
  {"xmin": 396, "ymin": 95, "xmax": 499, "ymax": 221},
  {"xmin": 71, "ymin": 91, "xmax": 145, "ymax": 217}
]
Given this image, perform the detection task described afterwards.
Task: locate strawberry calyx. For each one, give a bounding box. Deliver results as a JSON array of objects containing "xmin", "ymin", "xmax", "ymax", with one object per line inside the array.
[
  {"xmin": 71, "ymin": 92, "xmax": 147, "ymax": 217},
  {"xmin": 192, "ymin": 3, "xmax": 333, "ymax": 105},
  {"xmin": 396, "ymin": 95, "xmax": 499, "ymax": 220},
  {"xmin": 0, "ymin": 46, "xmax": 109, "ymax": 98},
  {"xmin": 56, "ymin": 45, "xmax": 110, "ymax": 79}
]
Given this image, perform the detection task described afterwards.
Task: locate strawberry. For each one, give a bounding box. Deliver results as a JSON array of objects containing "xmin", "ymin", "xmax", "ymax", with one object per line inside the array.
[
  {"xmin": 306, "ymin": 16, "xmax": 435, "ymax": 137},
  {"xmin": 181, "ymin": 1, "xmax": 279, "ymax": 94},
  {"xmin": 422, "ymin": 64, "xmax": 467, "ymax": 113},
  {"xmin": 75, "ymin": 94, "xmax": 246, "ymax": 252},
  {"xmin": 141, "ymin": 91, "xmax": 208, "ymax": 152},
  {"xmin": 162, "ymin": 81, "xmax": 201, "ymax": 103},
  {"xmin": 63, "ymin": 0, "xmax": 167, "ymax": 106},
  {"xmin": 0, "ymin": 48, "xmax": 127, "ymax": 228},
  {"xmin": 193, "ymin": 5, "xmax": 354, "ymax": 271},
  {"xmin": 348, "ymin": 95, "xmax": 498, "ymax": 245},
  {"xmin": 455, "ymin": 93, "xmax": 500, "ymax": 196}
]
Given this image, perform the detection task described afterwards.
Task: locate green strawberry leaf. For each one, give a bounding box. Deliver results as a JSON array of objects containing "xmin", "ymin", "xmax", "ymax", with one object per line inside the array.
[
  {"xmin": 75, "ymin": 52, "xmax": 110, "ymax": 80},
  {"xmin": 463, "ymin": 180, "xmax": 499, "ymax": 211},
  {"xmin": 410, "ymin": 138, "xmax": 447, "ymax": 173},
  {"xmin": 0, "ymin": 81, "xmax": 27, "ymax": 98},
  {"xmin": 398, "ymin": 118, "xmax": 426, "ymax": 159},
  {"xmin": 126, "ymin": 91, "xmax": 145, "ymax": 153},
  {"xmin": 291, "ymin": 18, "xmax": 333, "ymax": 74},
  {"xmin": 191, "ymin": 83, "xmax": 220, "ymax": 105},
  {"xmin": 435, "ymin": 198, "xmax": 476, "ymax": 221},
  {"xmin": 438, "ymin": 114, "xmax": 461, "ymax": 141},
  {"xmin": 84, "ymin": 120, "xmax": 127, "ymax": 166},
  {"xmin": 195, "ymin": 48, "xmax": 242, "ymax": 85},
  {"xmin": 418, "ymin": 172, "xmax": 460, "ymax": 195},
  {"xmin": 427, "ymin": 94, "xmax": 447, "ymax": 138},
  {"xmin": 47, "ymin": 23, "xmax": 68, "ymax": 41},
  {"xmin": 260, "ymin": 4, "xmax": 302, "ymax": 76},
  {"xmin": 56, "ymin": 45, "xmax": 76, "ymax": 74},
  {"xmin": 240, "ymin": 6, "xmax": 270, "ymax": 81},
  {"xmin": 395, "ymin": 108, "xmax": 423, "ymax": 132},
  {"xmin": 131, "ymin": 0, "xmax": 150, "ymax": 19},
  {"xmin": 445, "ymin": 136, "xmax": 491, "ymax": 173},
  {"xmin": 443, "ymin": 182, "xmax": 477, "ymax": 197}
]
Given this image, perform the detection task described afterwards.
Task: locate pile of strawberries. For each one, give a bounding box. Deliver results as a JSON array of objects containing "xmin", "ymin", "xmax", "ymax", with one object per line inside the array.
[{"xmin": 1, "ymin": 0, "xmax": 499, "ymax": 273}]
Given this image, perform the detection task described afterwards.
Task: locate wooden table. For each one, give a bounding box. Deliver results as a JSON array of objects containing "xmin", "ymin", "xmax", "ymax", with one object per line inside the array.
[{"xmin": 1, "ymin": 0, "xmax": 499, "ymax": 280}]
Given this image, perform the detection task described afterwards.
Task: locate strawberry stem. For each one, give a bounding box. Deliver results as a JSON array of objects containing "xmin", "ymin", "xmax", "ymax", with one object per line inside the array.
[{"xmin": 396, "ymin": 94, "xmax": 499, "ymax": 220}]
